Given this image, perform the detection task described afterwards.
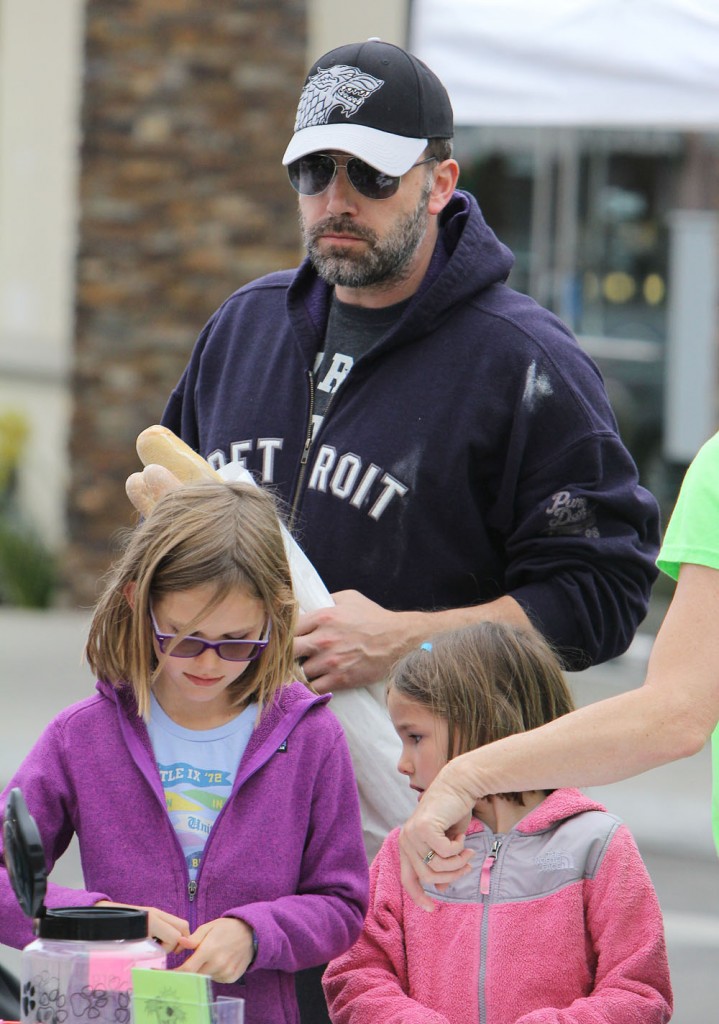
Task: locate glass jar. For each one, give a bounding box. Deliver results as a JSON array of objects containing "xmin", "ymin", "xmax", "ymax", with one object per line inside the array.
[{"xmin": 20, "ymin": 907, "xmax": 165, "ymax": 1024}]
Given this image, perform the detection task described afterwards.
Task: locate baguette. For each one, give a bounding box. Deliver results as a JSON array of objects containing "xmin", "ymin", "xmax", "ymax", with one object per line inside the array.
[{"xmin": 136, "ymin": 424, "xmax": 221, "ymax": 484}]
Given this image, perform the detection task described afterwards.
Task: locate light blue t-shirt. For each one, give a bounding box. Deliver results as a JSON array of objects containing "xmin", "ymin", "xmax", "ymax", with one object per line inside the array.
[{"xmin": 148, "ymin": 694, "xmax": 258, "ymax": 878}]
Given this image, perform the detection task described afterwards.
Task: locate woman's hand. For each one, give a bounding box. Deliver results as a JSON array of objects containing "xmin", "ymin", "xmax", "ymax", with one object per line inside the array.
[
  {"xmin": 94, "ymin": 901, "xmax": 189, "ymax": 953},
  {"xmin": 175, "ymin": 918, "xmax": 255, "ymax": 984},
  {"xmin": 398, "ymin": 760, "xmax": 477, "ymax": 911}
]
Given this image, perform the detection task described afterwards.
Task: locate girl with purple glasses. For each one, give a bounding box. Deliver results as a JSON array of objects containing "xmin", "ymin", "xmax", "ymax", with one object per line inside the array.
[{"xmin": 0, "ymin": 482, "xmax": 368, "ymax": 1024}]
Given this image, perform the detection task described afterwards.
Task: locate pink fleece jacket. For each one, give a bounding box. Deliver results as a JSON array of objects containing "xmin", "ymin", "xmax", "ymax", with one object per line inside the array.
[{"xmin": 323, "ymin": 788, "xmax": 672, "ymax": 1023}]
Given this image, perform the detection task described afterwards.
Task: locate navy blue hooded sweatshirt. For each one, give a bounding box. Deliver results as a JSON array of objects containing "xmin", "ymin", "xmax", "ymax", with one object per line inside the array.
[{"xmin": 163, "ymin": 190, "xmax": 660, "ymax": 669}]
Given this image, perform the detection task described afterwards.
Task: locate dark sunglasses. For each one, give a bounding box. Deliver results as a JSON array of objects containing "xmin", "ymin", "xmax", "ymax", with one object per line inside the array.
[
  {"xmin": 150, "ymin": 607, "xmax": 271, "ymax": 663},
  {"xmin": 287, "ymin": 153, "xmax": 437, "ymax": 201}
]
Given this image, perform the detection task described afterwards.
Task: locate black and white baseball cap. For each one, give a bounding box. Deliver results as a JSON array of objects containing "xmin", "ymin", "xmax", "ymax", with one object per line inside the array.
[{"xmin": 282, "ymin": 39, "xmax": 454, "ymax": 177}]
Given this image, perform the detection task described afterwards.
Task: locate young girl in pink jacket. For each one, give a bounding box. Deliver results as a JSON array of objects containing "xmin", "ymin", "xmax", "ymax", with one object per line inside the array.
[{"xmin": 323, "ymin": 622, "xmax": 673, "ymax": 1023}]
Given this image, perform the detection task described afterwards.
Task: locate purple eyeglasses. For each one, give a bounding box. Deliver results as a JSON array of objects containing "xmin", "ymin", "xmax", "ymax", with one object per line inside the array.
[{"xmin": 150, "ymin": 607, "xmax": 271, "ymax": 663}]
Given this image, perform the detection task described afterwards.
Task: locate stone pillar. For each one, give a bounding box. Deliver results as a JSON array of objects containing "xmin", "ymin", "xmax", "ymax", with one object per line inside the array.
[{"xmin": 66, "ymin": 1, "xmax": 306, "ymax": 603}]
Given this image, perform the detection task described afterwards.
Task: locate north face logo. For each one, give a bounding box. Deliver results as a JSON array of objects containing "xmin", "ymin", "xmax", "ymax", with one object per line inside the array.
[
  {"xmin": 294, "ymin": 64, "xmax": 384, "ymax": 131},
  {"xmin": 534, "ymin": 851, "xmax": 574, "ymax": 871}
]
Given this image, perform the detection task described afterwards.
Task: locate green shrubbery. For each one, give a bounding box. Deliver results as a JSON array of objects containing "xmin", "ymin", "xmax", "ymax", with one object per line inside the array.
[{"xmin": 0, "ymin": 410, "xmax": 57, "ymax": 608}]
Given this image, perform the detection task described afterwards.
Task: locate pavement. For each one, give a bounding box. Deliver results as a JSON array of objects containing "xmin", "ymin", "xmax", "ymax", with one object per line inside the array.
[{"xmin": 1, "ymin": 605, "xmax": 718, "ymax": 1021}]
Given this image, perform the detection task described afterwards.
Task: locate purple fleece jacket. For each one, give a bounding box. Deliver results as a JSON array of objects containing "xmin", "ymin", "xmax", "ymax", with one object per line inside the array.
[{"xmin": 0, "ymin": 680, "xmax": 369, "ymax": 1024}]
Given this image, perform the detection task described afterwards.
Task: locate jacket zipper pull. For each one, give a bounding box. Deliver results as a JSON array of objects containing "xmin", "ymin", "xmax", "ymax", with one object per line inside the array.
[
  {"xmin": 188, "ymin": 879, "xmax": 198, "ymax": 902},
  {"xmin": 300, "ymin": 431, "xmax": 312, "ymax": 466},
  {"xmin": 480, "ymin": 839, "xmax": 502, "ymax": 896},
  {"xmin": 300, "ymin": 372, "xmax": 316, "ymax": 466}
]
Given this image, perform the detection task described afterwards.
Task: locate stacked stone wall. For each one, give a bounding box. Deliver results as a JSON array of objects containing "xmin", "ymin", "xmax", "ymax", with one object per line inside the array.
[{"xmin": 66, "ymin": 0, "xmax": 305, "ymax": 603}]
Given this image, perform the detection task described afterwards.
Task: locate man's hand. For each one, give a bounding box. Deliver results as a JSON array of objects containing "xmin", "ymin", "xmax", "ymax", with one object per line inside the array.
[
  {"xmin": 294, "ymin": 590, "xmax": 413, "ymax": 692},
  {"xmin": 175, "ymin": 917, "xmax": 255, "ymax": 984},
  {"xmin": 94, "ymin": 900, "xmax": 189, "ymax": 953},
  {"xmin": 294, "ymin": 590, "xmax": 532, "ymax": 693},
  {"xmin": 125, "ymin": 464, "xmax": 184, "ymax": 517}
]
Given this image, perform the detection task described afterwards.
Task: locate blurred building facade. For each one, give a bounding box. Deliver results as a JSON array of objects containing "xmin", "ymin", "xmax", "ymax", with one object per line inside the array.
[
  {"xmin": 451, "ymin": 125, "xmax": 719, "ymax": 515},
  {"xmin": 0, "ymin": 0, "xmax": 717, "ymax": 607},
  {"xmin": 0, "ymin": 0, "xmax": 409, "ymax": 604},
  {"xmin": 410, "ymin": 0, "xmax": 719, "ymax": 519}
]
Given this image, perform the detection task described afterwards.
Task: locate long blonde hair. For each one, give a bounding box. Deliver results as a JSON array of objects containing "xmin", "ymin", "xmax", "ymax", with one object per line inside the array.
[
  {"xmin": 86, "ymin": 482, "xmax": 301, "ymax": 718},
  {"xmin": 388, "ymin": 621, "xmax": 575, "ymax": 803}
]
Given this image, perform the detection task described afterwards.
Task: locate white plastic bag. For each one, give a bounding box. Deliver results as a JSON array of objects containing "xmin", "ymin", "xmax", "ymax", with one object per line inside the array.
[{"xmin": 218, "ymin": 463, "xmax": 415, "ymax": 859}]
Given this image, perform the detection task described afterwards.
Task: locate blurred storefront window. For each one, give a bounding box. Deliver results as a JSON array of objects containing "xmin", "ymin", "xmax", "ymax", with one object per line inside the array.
[{"xmin": 456, "ymin": 127, "xmax": 719, "ymax": 514}]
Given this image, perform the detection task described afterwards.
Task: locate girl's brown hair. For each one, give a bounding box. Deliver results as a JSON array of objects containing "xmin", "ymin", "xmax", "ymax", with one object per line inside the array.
[
  {"xmin": 86, "ymin": 482, "xmax": 301, "ymax": 718},
  {"xmin": 388, "ymin": 621, "xmax": 575, "ymax": 804}
]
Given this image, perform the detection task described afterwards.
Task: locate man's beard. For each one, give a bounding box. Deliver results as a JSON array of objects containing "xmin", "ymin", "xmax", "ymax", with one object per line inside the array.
[{"xmin": 301, "ymin": 180, "xmax": 433, "ymax": 290}]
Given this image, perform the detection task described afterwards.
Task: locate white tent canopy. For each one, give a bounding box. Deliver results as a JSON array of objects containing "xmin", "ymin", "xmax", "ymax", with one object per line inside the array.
[{"xmin": 410, "ymin": 0, "xmax": 719, "ymax": 128}]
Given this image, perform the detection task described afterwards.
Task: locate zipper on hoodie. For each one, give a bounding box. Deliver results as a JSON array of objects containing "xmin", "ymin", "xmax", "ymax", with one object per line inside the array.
[
  {"xmin": 289, "ymin": 372, "xmax": 341, "ymax": 527},
  {"xmin": 188, "ymin": 880, "xmax": 197, "ymax": 902},
  {"xmin": 478, "ymin": 837, "xmax": 503, "ymax": 1024},
  {"xmin": 299, "ymin": 371, "xmax": 316, "ymax": 468},
  {"xmin": 290, "ymin": 370, "xmax": 317, "ymax": 528},
  {"xmin": 480, "ymin": 838, "xmax": 502, "ymax": 896}
]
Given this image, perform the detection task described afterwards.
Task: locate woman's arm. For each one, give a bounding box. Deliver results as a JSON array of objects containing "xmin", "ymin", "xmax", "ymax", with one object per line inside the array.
[{"xmin": 399, "ymin": 562, "xmax": 719, "ymax": 908}]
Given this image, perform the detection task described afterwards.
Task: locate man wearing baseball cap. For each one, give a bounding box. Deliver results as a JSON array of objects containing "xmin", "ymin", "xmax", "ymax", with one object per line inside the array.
[
  {"xmin": 280, "ymin": 38, "xmax": 458, "ymax": 307},
  {"xmin": 282, "ymin": 38, "xmax": 454, "ymax": 176},
  {"xmin": 160, "ymin": 39, "xmax": 659, "ymax": 1018}
]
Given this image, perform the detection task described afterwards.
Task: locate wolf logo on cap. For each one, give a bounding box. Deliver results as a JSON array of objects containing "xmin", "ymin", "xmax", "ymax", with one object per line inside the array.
[{"xmin": 294, "ymin": 64, "xmax": 384, "ymax": 132}]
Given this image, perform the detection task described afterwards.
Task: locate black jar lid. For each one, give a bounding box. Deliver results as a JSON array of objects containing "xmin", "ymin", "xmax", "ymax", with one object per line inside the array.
[
  {"xmin": 37, "ymin": 907, "xmax": 149, "ymax": 941},
  {"xmin": 3, "ymin": 788, "xmax": 148, "ymax": 941}
]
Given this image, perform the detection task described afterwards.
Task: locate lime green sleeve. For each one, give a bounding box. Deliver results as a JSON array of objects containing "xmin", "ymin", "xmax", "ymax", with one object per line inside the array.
[
  {"xmin": 656, "ymin": 431, "xmax": 719, "ymax": 857},
  {"xmin": 657, "ymin": 431, "xmax": 719, "ymax": 581}
]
